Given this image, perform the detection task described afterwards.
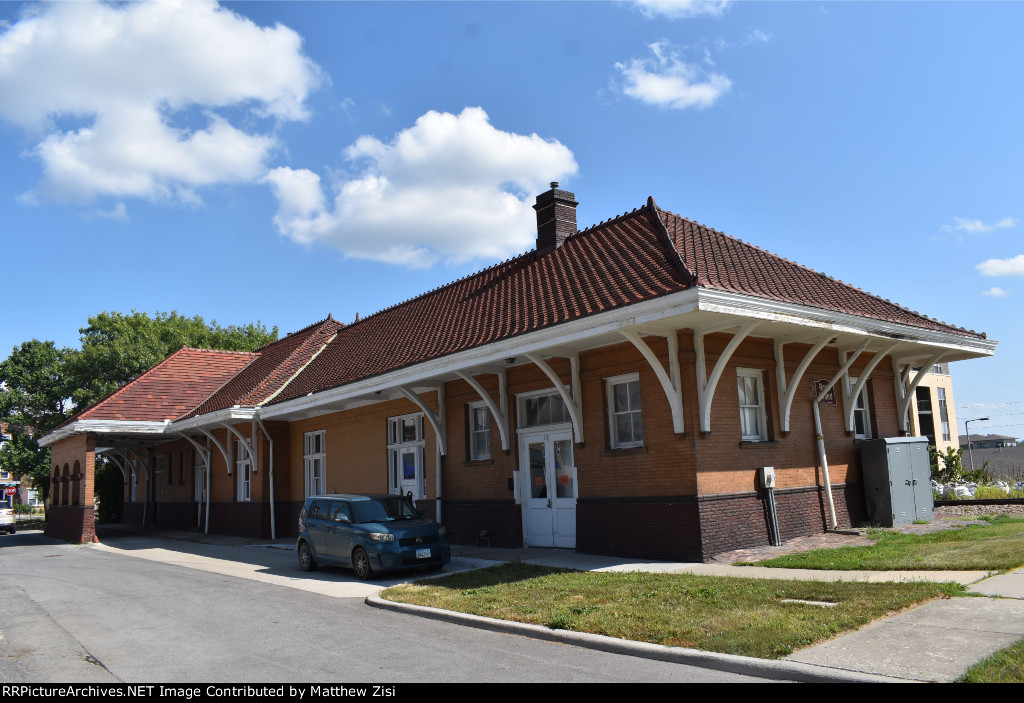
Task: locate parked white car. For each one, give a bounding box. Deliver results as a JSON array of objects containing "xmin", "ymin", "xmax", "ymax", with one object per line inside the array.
[{"xmin": 0, "ymin": 507, "xmax": 15, "ymax": 535}]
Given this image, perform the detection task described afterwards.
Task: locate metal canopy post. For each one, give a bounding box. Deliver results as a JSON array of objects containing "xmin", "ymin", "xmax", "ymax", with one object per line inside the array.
[
  {"xmin": 620, "ymin": 329, "xmax": 684, "ymax": 434},
  {"xmin": 694, "ymin": 321, "xmax": 759, "ymax": 434}
]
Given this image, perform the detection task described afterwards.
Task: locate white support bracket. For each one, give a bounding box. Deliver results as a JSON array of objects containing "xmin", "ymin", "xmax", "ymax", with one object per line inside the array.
[
  {"xmin": 895, "ymin": 350, "xmax": 948, "ymax": 433},
  {"xmin": 620, "ymin": 329, "xmax": 684, "ymax": 434},
  {"xmin": 177, "ymin": 433, "xmax": 211, "ymax": 474},
  {"xmin": 396, "ymin": 386, "xmax": 447, "ymax": 456},
  {"xmin": 774, "ymin": 334, "xmax": 833, "ymax": 434},
  {"xmin": 104, "ymin": 450, "xmax": 129, "ymax": 484},
  {"xmin": 199, "ymin": 428, "xmax": 231, "ymax": 473},
  {"xmin": 455, "ymin": 371, "xmax": 510, "ymax": 452},
  {"xmin": 841, "ymin": 342, "xmax": 898, "ymax": 432},
  {"xmin": 524, "ymin": 352, "xmax": 584, "ymax": 444},
  {"xmin": 815, "ymin": 339, "xmax": 870, "ymax": 404},
  {"xmin": 220, "ymin": 422, "xmax": 256, "ymax": 473},
  {"xmin": 694, "ymin": 321, "xmax": 759, "ymax": 433}
]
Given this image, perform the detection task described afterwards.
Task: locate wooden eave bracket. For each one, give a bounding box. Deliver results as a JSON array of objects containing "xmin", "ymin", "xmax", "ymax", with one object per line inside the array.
[
  {"xmin": 524, "ymin": 352, "xmax": 584, "ymax": 444},
  {"xmin": 839, "ymin": 342, "xmax": 899, "ymax": 432},
  {"xmin": 396, "ymin": 386, "xmax": 447, "ymax": 456},
  {"xmin": 455, "ymin": 371, "xmax": 510, "ymax": 452},
  {"xmin": 620, "ymin": 329, "xmax": 684, "ymax": 434},
  {"xmin": 774, "ymin": 334, "xmax": 833, "ymax": 434},
  {"xmin": 177, "ymin": 433, "xmax": 211, "ymax": 472},
  {"xmin": 198, "ymin": 428, "xmax": 231, "ymax": 474},
  {"xmin": 220, "ymin": 423, "xmax": 257, "ymax": 473},
  {"xmin": 694, "ymin": 321, "xmax": 759, "ymax": 434}
]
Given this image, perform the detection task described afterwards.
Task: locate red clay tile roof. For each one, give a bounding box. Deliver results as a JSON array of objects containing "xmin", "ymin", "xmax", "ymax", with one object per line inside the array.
[
  {"xmin": 269, "ymin": 198, "xmax": 984, "ymax": 405},
  {"xmin": 268, "ymin": 203, "xmax": 692, "ymax": 404},
  {"xmin": 61, "ymin": 347, "xmax": 258, "ymax": 425},
  {"xmin": 180, "ymin": 317, "xmax": 343, "ymax": 419},
  {"xmin": 657, "ymin": 205, "xmax": 985, "ymax": 339},
  {"xmin": 49, "ymin": 195, "xmax": 988, "ymax": 431}
]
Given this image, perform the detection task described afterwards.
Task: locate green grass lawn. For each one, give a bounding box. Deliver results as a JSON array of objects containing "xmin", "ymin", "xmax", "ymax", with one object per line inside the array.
[
  {"xmin": 381, "ymin": 563, "xmax": 963, "ymax": 659},
  {"xmin": 958, "ymin": 637, "xmax": 1024, "ymax": 683},
  {"xmin": 745, "ymin": 515, "xmax": 1024, "ymax": 571}
]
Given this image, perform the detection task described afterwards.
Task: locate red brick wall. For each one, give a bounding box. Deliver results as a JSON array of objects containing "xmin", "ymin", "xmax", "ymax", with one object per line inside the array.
[{"xmin": 45, "ymin": 505, "xmax": 96, "ymax": 543}]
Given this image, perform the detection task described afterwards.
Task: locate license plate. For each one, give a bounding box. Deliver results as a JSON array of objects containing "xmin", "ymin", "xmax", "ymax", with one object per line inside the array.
[{"xmin": 416, "ymin": 548, "xmax": 431, "ymax": 559}]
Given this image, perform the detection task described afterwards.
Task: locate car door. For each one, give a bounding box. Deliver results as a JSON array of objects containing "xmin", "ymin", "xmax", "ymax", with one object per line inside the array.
[{"xmin": 324, "ymin": 500, "xmax": 355, "ymax": 564}]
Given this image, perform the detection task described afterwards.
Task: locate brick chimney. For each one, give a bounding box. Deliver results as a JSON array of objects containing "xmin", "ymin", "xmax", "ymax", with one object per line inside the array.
[{"xmin": 534, "ymin": 182, "xmax": 578, "ymax": 255}]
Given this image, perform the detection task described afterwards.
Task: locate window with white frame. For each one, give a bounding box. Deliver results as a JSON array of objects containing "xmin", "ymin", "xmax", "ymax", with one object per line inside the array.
[
  {"xmin": 518, "ymin": 389, "xmax": 570, "ymax": 429},
  {"xmin": 235, "ymin": 439, "xmax": 251, "ymax": 502},
  {"xmin": 468, "ymin": 403, "xmax": 491, "ymax": 460},
  {"xmin": 737, "ymin": 369, "xmax": 768, "ymax": 441},
  {"xmin": 606, "ymin": 373, "xmax": 643, "ymax": 448},
  {"xmin": 849, "ymin": 378, "xmax": 872, "ymax": 440},
  {"xmin": 194, "ymin": 448, "xmax": 206, "ymax": 504},
  {"xmin": 304, "ymin": 430, "xmax": 326, "ymax": 497},
  {"xmin": 937, "ymin": 387, "xmax": 951, "ymax": 442},
  {"xmin": 387, "ymin": 414, "xmax": 425, "ymax": 500}
]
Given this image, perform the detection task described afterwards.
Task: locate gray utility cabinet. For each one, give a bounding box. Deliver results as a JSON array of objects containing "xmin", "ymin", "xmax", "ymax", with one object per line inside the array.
[{"xmin": 859, "ymin": 437, "xmax": 934, "ymax": 527}]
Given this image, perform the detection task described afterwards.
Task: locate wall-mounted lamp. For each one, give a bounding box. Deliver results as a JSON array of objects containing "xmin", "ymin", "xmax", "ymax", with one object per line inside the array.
[{"xmin": 505, "ymin": 357, "xmax": 516, "ymax": 364}]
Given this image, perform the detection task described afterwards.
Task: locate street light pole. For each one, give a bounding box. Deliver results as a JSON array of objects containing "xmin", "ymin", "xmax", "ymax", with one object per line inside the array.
[{"xmin": 964, "ymin": 417, "xmax": 990, "ymax": 475}]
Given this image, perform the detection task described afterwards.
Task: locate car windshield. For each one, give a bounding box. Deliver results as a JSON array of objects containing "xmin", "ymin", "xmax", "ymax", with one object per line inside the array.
[{"xmin": 351, "ymin": 497, "xmax": 418, "ymax": 523}]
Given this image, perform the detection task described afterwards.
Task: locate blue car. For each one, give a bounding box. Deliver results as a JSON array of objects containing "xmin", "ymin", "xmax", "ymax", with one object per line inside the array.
[{"xmin": 296, "ymin": 494, "xmax": 450, "ymax": 579}]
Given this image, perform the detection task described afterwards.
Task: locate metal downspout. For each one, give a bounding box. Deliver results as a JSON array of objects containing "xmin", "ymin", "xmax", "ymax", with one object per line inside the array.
[
  {"xmin": 255, "ymin": 411, "xmax": 276, "ymax": 540},
  {"xmin": 813, "ymin": 402, "xmax": 837, "ymax": 530}
]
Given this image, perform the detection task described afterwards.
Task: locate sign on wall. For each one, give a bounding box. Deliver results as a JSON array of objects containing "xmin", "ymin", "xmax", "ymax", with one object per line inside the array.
[{"xmin": 812, "ymin": 379, "xmax": 838, "ymax": 406}]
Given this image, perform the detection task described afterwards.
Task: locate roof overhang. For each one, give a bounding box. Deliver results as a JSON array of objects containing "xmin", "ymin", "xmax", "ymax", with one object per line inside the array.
[
  {"xmin": 38, "ymin": 420, "xmax": 171, "ymax": 447},
  {"xmin": 168, "ymin": 406, "xmax": 257, "ymax": 434},
  {"xmin": 257, "ymin": 287, "xmax": 996, "ymax": 422}
]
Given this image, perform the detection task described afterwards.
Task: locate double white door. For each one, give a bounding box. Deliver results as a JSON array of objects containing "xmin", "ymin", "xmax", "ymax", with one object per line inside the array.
[{"xmin": 520, "ymin": 430, "xmax": 576, "ymax": 548}]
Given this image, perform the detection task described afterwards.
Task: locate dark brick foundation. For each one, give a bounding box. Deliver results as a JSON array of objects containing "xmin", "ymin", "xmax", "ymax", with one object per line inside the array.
[
  {"xmin": 207, "ymin": 502, "xmax": 275, "ymax": 538},
  {"xmin": 45, "ymin": 505, "xmax": 96, "ymax": 543},
  {"xmin": 442, "ymin": 499, "xmax": 522, "ymax": 548},
  {"xmin": 155, "ymin": 502, "xmax": 200, "ymax": 530},
  {"xmin": 577, "ymin": 497, "xmax": 702, "ymax": 561},
  {"xmin": 698, "ymin": 482, "xmax": 867, "ymax": 559}
]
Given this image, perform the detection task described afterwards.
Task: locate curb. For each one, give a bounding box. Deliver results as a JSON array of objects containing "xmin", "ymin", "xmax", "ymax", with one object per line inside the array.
[{"xmin": 365, "ymin": 593, "xmax": 909, "ymax": 683}]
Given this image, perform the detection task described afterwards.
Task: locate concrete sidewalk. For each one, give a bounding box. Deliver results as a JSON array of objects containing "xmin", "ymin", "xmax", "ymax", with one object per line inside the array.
[{"xmin": 92, "ymin": 525, "xmax": 1024, "ymax": 683}]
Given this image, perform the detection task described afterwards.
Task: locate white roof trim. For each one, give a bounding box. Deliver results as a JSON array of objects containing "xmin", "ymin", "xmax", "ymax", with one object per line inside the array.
[{"xmin": 39, "ymin": 420, "xmax": 170, "ymax": 447}]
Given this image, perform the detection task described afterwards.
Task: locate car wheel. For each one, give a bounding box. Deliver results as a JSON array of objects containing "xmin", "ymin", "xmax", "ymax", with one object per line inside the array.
[
  {"xmin": 352, "ymin": 547, "xmax": 374, "ymax": 580},
  {"xmin": 298, "ymin": 541, "xmax": 317, "ymax": 572}
]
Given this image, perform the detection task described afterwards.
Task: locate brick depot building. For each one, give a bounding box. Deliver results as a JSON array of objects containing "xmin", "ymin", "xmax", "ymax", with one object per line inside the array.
[{"xmin": 39, "ymin": 186, "xmax": 995, "ymax": 560}]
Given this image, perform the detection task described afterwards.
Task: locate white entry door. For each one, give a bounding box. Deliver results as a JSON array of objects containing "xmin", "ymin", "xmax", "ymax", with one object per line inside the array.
[{"xmin": 520, "ymin": 430, "xmax": 576, "ymax": 548}]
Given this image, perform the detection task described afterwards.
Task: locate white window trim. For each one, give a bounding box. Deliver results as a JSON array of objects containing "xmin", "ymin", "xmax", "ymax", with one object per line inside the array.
[
  {"xmin": 850, "ymin": 377, "xmax": 872, "ymax": 440},
  {"xmin": 304, "ymin": 430, "xmax": 326, "ymax": 498},
  {"xmin": 387, "ymin": 413, "xmax": 425, "ymax": 500},
  {"xmin": 516, "ymin": 386, "xmax": 572, "ymax": 433},
  {"xmin": 467, "ymin": 401, "xmax": 492, "ymax": 461},
  {"xmin": 193, "ymin": 449, "xmax": 205, "ymax": 504},
  {"xmin": 235, "ymin": 439, "xmax": 251, "ymax": 503},
  {"xmin": 737, "ymin": 368, "xmax": 768, "ymax": 442},
  {"xmin": 605, "ymin": 372, "xmax": 644, "ymax": 449}
]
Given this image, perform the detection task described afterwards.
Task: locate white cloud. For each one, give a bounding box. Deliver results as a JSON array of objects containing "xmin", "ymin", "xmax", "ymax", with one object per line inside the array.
[
  {"xmin": 0, "ymin": 0, "xmax": 321, "ymax": 203},
  {"xmin": 88, "ymin": 202, "xmax": 129, "ymax": 222},
  {"xmin": 943, "ymin": 216, "xmax": 1017, "ymax": 233},
  {"xmin": 632, "ymin": 1, "xmax": 731, "ymax": 20},
  {"xmin": 982, "ymin": 286, "xmax": 1011, "ymax": 297},
  {"xmin": 745, "ymin": 29, "xmax": 772, "ymax": 44},
  {"xmin": 615, "ymin": 42, "xmax": 732, "ymax": 110},
  {"xmin": 976, "ymin": 255, "xmax": 1024, "ymax": 277},
  {"xmin": 266, "ymin": 107, "xmax": 578, "ymax": 268}
]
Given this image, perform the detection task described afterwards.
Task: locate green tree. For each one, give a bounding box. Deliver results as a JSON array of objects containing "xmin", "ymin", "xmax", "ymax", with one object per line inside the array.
[
  {"xmin": 0, "ymin": 340, "xmax": 76, "ymax": 501},
  {"xmin": 70, "ymin": 311, "xmax": 278, "ymax": 409},
  {"xmin": 929, "ymin": 445, "xmax": 988, "ymax": 484}
]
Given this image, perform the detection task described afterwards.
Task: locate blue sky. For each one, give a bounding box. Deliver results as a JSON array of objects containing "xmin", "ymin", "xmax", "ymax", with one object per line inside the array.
[{"xmin": 1, "ymin": 1, "xmax": 1022, "ymax": 437}]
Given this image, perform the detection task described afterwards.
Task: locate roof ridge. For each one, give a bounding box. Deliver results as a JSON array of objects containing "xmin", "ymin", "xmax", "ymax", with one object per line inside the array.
[
  {"xmin": 180, "ymin": 347, "xmax": 260, "ymax": 357},
  {"xmin": 658, "ymin": 207, "xmax": 984, "ymax": 339},
  {"xmin": 243, "ymin": 323, "xmax": 342, "ymax": 405},
  {"xmin": 645, "ymin": 197, "xmax": 699, "ymax": 286},
  {"xmin": 273, "ymin": 314, "xmax": 344, "ymax": 344}
]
